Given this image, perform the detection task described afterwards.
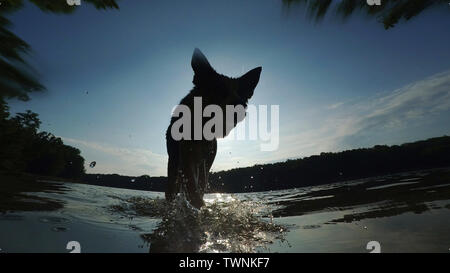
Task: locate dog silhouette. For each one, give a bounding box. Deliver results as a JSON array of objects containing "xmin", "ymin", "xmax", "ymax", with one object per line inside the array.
[{"xmin": 165, "ymin": 48, "xmax": 261, "ymax": 208}]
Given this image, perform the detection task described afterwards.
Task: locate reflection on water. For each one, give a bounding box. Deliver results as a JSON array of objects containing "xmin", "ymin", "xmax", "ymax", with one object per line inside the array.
[
  {"xmin": 270, "ymin": 168, "xmax": 450, "ymax": 224},
  {"xmin": 366, "ymin": 182, "xmax": 419, "ymax": 190},
  {"xmin": 1, "ymin": 168, "xmax": 450, "ymax": 252},
  {"xmin": 143, "ymin": 194, "xmax": 285, "ymax": 253}
]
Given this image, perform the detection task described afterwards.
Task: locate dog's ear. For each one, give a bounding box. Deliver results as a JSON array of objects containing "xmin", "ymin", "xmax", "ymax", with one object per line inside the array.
[
  {"xmin": 238, "ymin": 67, "xmax": 262, "ymax": 100},
  {"xmin": 191, "ymin": 48, "xmax": 214, "ymax": 85}
]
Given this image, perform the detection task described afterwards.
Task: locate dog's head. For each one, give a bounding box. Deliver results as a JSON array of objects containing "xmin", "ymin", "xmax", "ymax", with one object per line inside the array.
[
  {"xmin": 191, "ymin": 48, "xmax": 261, "ymax": 108},
  {"xmin": 191, "ymin": 48, "xmax": 261, "ymax": 136}
]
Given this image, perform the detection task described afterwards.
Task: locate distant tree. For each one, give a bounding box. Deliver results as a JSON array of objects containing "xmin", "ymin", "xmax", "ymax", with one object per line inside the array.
[
  {"xmin": 209, "ymin": 136, "xmax": 450, "ymax": 193},
  {"xmin": 11, "ymin": 110, "xmax": 41, "ymax": 132},
  {"xmin": 0, "ymin": 109, "xmax": 85, "ymax": 178},
  {"xmin": 282, "ymin": 0, "xmax": 449, "ymax": 29},
  {"xmin": 0, "ymin": 98, "xmax": 10, "ymax": 121}
]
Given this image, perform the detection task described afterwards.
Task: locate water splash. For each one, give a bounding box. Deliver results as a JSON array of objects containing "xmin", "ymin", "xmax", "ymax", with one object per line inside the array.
[{"xmin": 110, "ymin": 193, "xmax": 286, "ymax": 253}]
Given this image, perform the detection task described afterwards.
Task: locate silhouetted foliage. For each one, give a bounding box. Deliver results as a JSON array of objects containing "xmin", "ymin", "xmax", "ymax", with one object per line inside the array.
[
  {"xmin": 0, "ymin": 0, "xmax": 119, "ymax": 101},
  {"xmin": 208, "ymin": 136, "xmax": 450, "ymax": 193},
  {"xmin": 81, "ymin": 136, "xmax": 450, "ymax": 193},
  {"xmin": 83, "ymin": 173, "xmax": 167, "ymax": 192},
  {"xmin": 0, "ymin": 1, "xmax": 118, "ymax": 180},
  {"xmin": 282, "ymin": 0, "xmax": 448, "ymax": 29},
  {"xmin": 0, "ymin": 104, "xmax": 85, "ymax": 178},
  {"xmin": 0, "ymin": 14, "xmax": 44, "ymax": 101}
]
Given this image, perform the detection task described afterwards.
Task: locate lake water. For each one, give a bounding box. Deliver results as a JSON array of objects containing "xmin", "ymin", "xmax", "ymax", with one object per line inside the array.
[{"xmin": 1, "ymin": 168, "xmax": 450, "ymax": 253}]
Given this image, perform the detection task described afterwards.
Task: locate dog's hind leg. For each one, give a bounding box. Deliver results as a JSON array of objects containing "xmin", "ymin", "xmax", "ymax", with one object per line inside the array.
[
  {"xmin": 165, "ymin": 154, "xmax": 179, "ymax": 201},
  {"xmin": 165, "ymin": 133, "xmax": 180, "ymax": 201}
]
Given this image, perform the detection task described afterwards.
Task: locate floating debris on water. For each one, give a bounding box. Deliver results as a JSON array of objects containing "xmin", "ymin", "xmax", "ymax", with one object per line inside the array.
[
  {"xmin": 52, "ymin": 226, "xmax": 69, "ymax": 232},
  {"xmin": 302, "ymin": 224, "xmax": 321, "ymax": 229}
]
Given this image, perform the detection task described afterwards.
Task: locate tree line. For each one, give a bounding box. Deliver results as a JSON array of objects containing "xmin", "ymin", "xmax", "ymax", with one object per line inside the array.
[
  {"xmin": 82, "ymin": 136, "xmax": 450, "ymax": 193},
  {"xmin": 0, "ymin": 100, "xmax": 85, "ymax": 178},
  {"xmin": 209, "ymin": 136, "xmax": 450, "ymax": 192},
  {"xmin": 82, "ymin": 173, "xmax": 167, "ymax": 192}
]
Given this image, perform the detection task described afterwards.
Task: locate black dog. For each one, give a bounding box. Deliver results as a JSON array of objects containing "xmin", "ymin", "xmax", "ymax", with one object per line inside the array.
[{"xmin": 165, "ymin": 48, "xmax": 261, "ymax": 208}]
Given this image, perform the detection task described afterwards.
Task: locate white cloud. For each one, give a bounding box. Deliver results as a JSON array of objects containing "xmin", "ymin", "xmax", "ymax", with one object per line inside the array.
[
  {"xmin": 357, "ymin": 71, "xmax": 450, "ymax": 130},
  {"xmin": 271, "ymin": 70, "xmax": 450, "ymax": 160},
  {"xmin": 327, "ymin": 101, "xmax": 344, "ymax": 110}
]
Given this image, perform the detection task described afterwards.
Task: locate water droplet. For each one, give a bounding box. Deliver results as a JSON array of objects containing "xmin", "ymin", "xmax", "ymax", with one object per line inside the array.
[
  {"xmin": 250, "ymin": 176, "xmax": 254, "ymax": 179},
  {"xmin": 131, "ymin": 179, "xmax": 135, "ymax": 183},
  {"xmin": 89, "ymin": 161, "xmax": 96, "ymax": 168}
]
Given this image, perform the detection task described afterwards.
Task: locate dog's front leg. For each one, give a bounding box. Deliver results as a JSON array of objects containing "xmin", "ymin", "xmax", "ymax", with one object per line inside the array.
[
  {"xmin": 179, "ymin": 141, "xmax": 207, "ymax": 208},
  {"xmin": 198, "ymin": 139, "xmax": 216, "ymax": 196},
  {"xmin": 183, "ymin": 161, "xmax": 205, "ymax": 209}
]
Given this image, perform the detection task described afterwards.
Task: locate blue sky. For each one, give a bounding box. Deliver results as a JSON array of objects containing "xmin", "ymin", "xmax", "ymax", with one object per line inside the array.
[{"xmin": 6, "ymin": 0, "xmax": 450, "ymax": 176}]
